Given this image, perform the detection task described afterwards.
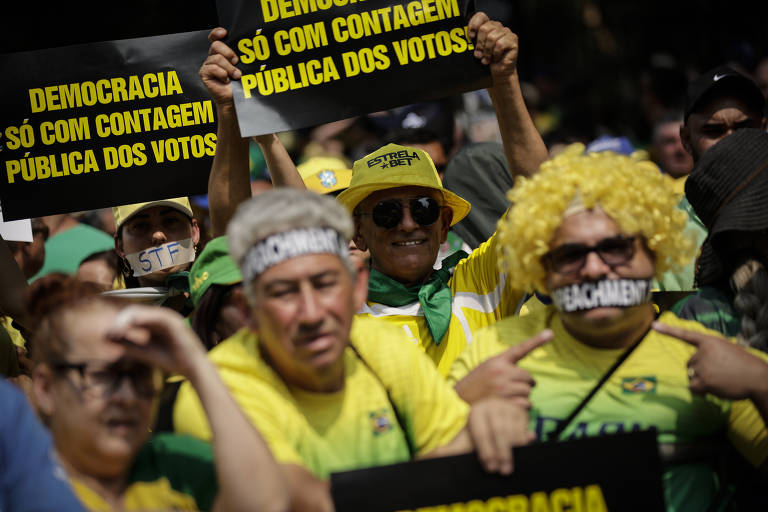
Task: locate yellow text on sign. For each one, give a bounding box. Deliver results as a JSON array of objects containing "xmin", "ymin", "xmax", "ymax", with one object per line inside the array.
[{"xmin": 395, "ymin": 484, "xmax": 609, "ymax": 512}]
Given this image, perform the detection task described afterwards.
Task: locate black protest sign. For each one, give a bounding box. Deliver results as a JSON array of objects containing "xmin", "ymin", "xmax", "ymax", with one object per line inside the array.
[
  {"xmin": 0, "ymin": 30, "xmax": 214, "ymax": 221},
  {"xmin": 217, "ymin": 0, "xmax": 505, "ymax": 136},
  {"xmin": 331, "ymin": 431, "xmax": 666, "ymax": 512}
]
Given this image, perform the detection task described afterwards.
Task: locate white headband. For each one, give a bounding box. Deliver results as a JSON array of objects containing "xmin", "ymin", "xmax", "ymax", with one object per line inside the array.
[{"xmin": 241, "ymin": 227, "xmax": 349, "ymax": 282}]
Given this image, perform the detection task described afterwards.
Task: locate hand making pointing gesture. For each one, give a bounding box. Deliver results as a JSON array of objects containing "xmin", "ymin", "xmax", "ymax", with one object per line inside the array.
[
  {"xmin": 454, "ymin": 329, "xmax": 553, "ymax": 405},
  {"xmin": 653, "ymin": 321, "xmax": 768, "ymax": 423}
]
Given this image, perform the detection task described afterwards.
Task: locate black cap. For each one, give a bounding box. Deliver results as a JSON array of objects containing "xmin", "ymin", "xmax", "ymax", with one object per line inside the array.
[{"xmin": 684, "ymin": 66, "xmax": 765, "ymax": 122}]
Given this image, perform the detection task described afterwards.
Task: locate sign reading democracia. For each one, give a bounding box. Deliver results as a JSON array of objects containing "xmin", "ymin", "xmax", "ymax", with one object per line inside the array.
[
  {"xmin": 217, "ymin": 0, "xmax": 508, "ymax": 136},
  {"xmin": 331, "ymin": 431, "xmax": 666, "ymax": 512},
  {"xmin": 0, "ymin": 30, "xmax": 214, "ymax": 220}
]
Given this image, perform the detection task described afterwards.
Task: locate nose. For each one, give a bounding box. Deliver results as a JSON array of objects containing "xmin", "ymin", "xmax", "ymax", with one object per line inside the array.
[
  {"xmin": 397, "ymin": 204, "xmax": 419, "ymax": 232},
  {"xmin": 579, "ymin": 250, "xmax": 611, "ymax": 280},
  {"xmin": 110, "ymin": 374, "xmax": 140, "ymax": 402},
  {"xmin": 151, "ymin": 227, "xmax": 168, "ymax": 246},
  {"xmin": 297, "ymin": 283, "xmax": 324, "ymax": 326}
]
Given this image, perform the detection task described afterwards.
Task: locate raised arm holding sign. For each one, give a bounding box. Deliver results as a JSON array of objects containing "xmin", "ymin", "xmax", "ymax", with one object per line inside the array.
[
  {"xmin": 201, "ymin": 27, "xmax": 305, "ymax": 237},
  {"xmin": 469, "ymin": 11, "xmax": 547, "ymax": 178}
]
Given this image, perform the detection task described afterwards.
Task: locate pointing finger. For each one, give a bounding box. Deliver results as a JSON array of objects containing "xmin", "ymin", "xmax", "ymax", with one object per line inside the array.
[
  {"xmin": 652, "ymin": 321, "xmax": 707, "ymax": 347},
  {"xmin": 504, "ymin": 329, "xmax": 553, "ymax": 363}
]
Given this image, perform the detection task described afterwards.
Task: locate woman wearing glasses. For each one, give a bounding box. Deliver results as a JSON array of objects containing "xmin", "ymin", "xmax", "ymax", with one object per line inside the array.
[
  {"xmin": 447, "ymin": 144, "xmax": 768, "ymax": 512},
  {"xmin": 28, "ymin": 275, "xmax": 288, "ymax": 512}
]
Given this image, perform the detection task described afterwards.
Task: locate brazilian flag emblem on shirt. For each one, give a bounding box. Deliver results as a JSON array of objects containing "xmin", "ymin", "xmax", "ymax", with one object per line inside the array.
[
  {"xmin": 622, "ymin": 376, "xmax": 657, "ymax": 394},
  {"xmin": 369, "ymin": 409, "xmax": 393, "ymax": 435}
]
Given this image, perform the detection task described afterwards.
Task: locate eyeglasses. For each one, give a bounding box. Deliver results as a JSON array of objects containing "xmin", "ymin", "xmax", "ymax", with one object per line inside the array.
[
  {"xmin": 357, "ymin": 196, "xmax": 442, "ymax": 229},
  {"xmin": 50, "ymin": 358, "xmax": 163, "ymax": 399},
  {"xmin": 543, "ymin": 236, "xmax": 637, "ymax": 275}
]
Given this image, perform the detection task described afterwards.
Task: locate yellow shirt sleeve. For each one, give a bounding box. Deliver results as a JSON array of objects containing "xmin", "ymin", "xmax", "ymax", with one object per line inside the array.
[
  {"xmin": 351, "ymin": 317, "xmax": 469, "ymax": 456},
  {"xmin": 727, "ymin": 347, "xmax": 768, "ymax": 467}
]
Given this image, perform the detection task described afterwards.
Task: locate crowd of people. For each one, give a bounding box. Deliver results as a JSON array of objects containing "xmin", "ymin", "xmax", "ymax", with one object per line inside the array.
[{"xmin": 2, "ymin": 10, "xmax": 768, "ymax": 512}]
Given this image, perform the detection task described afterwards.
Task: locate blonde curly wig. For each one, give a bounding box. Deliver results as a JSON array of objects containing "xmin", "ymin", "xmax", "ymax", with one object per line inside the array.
[{"xmin": 498, "ymin": 143, "xmax": 696, "ymax": 293}]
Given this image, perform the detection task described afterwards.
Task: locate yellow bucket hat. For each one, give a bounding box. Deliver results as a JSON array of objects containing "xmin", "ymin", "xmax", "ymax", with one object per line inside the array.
[
  {"xmin": 336, "ymin": 143, "xmax": 470, "ymax": 225},
  {"xmin": 113, "ymin": 197, "xmax": 193, "ymax": 231},
  {"xmin": 297, "ymin": 156, "xmax": 353, "ymax": 195}
]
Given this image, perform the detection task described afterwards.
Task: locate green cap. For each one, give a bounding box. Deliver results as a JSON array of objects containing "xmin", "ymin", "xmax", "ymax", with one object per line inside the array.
[{"xmin": 188, "ymin": 236, "xmax": 242, "ymax": 307}]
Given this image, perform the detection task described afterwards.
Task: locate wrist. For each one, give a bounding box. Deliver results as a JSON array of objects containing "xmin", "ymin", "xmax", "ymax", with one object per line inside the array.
[
  {"xmin": 748, "ymin": 360, "xmax": 768, "ymax": 401},
  {"xmin": 216, "ymin": 102, "xmax": 238, "ymax": 118},
  {"xmin": 253, "ymin": 133, "xmax": 277, "ymax": 145},
  {"xmin": 184, "ymin": 352, "xmax": 216, "ymax": 388},
  {"xmin": 490, "ymin": 68, "xmax": 519, "ymax": 88}
]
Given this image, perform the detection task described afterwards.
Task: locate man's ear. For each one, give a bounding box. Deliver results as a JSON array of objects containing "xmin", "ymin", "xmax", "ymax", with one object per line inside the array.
[
  {"xmin": 439, "ymin": 207, "xmax": 453, "ymax": 244},
  {"xmin": 191, "ymin": 219, "xmax": 201, "ymax": 246},
  {"xmin": 230, "ymin": 286, "xmax": 250, "ymax": 326},
  {"xmin": 241, "ymin": 283, "xmax": 260, "ymax": 332},
  {"xmin": 352, "ymin": 264, "xmax": 370, "ymax": 312},
  {"xmin": 680, "ymin": 124, "xmax": 693, "ymax": 156},
  {"xmin": 32, "ymin": 364, "xmax": 56, "ymax": 417},
  {"xmin": 353, "ymin": 220, "xmax": 368, "ymax": 252}
]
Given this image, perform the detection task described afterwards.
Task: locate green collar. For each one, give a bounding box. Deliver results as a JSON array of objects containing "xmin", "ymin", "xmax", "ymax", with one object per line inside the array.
[{"xmin": 367, "ymin": 251, "xmax": 468, "ymax": 345}]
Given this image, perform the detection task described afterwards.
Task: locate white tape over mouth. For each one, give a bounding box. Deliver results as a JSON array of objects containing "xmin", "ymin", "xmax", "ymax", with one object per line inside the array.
[
  {"xmin": 551, "ymin": 278, "xmax": 652, "ymax": 313},
  {"xmin": 125, "ymin": 238, "xmax": 195, "ymax": 277}
]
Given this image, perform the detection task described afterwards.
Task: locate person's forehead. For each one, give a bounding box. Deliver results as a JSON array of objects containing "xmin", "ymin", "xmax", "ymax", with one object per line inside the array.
[
  {"xmin": 360, "ymin": 185, "xmax": 441, "ymax": 207},
  {"xmin": 253, "ymin": 252, "xmax": 349, "ymax": 288},
  {"xmin": 655, "ymin": 121, "xmax": 682, "ymax": 139},
  {"xmin": 126, "ymin": 206, "xmax": 188, "ymax": 223},
  {"xmin": 689, "ymin": 95, "xmax": 761, "ymax": 126},
  {"xmin": 61, "ymin": 306, "xmax": 125, "ymax": 361},
  {"xmin": 550, "ymin": 209, "xmax": 623, "ymax": 246}
]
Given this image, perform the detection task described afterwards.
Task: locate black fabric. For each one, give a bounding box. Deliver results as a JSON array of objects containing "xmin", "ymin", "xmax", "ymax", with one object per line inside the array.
[
  {"xmin": 153, "ymin": 379, "xmax": 182, "ymax": 433},
  {"xmin": 685, "ymin": 128, "xmax": 768, "ymax": 286},
  {"xmin": 442, "ymin": 142, "xmax": 513, "ymax": 249}
]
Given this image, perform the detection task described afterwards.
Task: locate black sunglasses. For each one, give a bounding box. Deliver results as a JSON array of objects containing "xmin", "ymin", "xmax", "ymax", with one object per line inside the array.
[
  {"xmin": 357, "ymin": 196, "xmax": 442, "ymax": 230},
  {"xmin": 543, "ymin": 236, "xmax": 637, "ymax": 275}
]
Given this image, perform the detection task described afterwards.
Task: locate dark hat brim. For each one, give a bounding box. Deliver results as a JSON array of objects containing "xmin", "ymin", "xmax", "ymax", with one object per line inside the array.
[{"xmin": 696, "ymin": 176, "xmax": 768, "ymax": 285}]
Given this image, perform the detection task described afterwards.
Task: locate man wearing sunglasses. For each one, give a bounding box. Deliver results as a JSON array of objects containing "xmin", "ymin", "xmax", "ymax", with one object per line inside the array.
[
  {"xmin": 448, "ymin": 146, "xmax": 768, "ymax": 512},
  {"xmin": 335, "ymin": 12, "xmax": 548, "ymax": 377}
]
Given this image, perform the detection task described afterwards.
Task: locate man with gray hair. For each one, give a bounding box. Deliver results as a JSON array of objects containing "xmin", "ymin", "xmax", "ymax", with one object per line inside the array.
[{"xmin": 173, "ymin": 188, "xmax": 535, "ymax": 511}]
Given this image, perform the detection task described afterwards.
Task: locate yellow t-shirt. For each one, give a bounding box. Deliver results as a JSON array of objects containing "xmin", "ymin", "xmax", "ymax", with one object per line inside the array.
[
  {"xmin": 174, "ymin": 316, "xmax": 469, "ymax": 479},
  {"xmin": 358, "ymin": 231, "xmax": 523, "ymax": 377},
  {"xmin": 448, "ymin": 306, "xmax": 768, "ymax": 512}
]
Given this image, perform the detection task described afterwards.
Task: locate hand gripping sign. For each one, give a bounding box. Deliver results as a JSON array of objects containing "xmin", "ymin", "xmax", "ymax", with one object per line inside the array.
[
  {"xmin": 125, "ymin": 238, "xmax": 196, "ymax": 277},
  {"xmin": 216, "ymin": 0, "xmax": 513, "ymax": 136}
]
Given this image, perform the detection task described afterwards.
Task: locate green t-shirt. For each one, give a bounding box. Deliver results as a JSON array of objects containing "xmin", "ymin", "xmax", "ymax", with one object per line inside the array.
[
  {"xmin": 653, "ymin": 196, "xmax": 708, "ymax": 292},
  {"xmin": 672, "ymin": 285, "xmax": 741, "ymax": 338}
]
